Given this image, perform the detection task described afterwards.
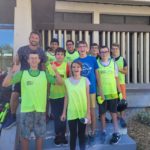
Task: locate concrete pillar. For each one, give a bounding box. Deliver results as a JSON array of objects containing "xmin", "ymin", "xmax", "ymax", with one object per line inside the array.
[
  {"xmin": 126, "ymin": 32, "xmax": 130, "ymax": 83},
  {"xmin": 92, "ymin": 31, "xmax": 99, "ymax": 45},
  {"xmin": 117, "ymin": 32, "xmax": 120, "ymax": 45},
  {"xmin": 132, "ymin": 32, "xmax": 137, "ymax": 83},
  {"xmin": 14, "ymin": 0, "xmax": 32, "ymax": 56},
  {"xmin": 144, "ymin": 32, "xmax": 149, "ymax": 83}
]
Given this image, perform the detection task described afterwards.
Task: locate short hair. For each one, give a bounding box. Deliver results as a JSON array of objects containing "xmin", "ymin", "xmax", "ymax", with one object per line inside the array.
[
  {"xmin": 55, "ymin": 47, "xmax": 66, "ymax": 56},
  {"xmin": 100, "ymin": 45, "xmax": 109, "ymax": 51},
  {"xmin": 50, "ymin": 38, "xmax": 59, "ymax": 45},
  {"xmin": 71, "ymin": 61, "xmax": 82, "ymax": 75},
  {"xmin": 66, "ymin": 40, "xmax": 74, "ymax": 45},
  {"xmin": 91, "ymin": 43, "xmax": 99, "ymax": 48},
  {"xmin": 111, "ymin": 43, "xmax": 120, "ymax": 48},
  {"xmin": 28, "ymin": 51, "xmax": 40, "ymax": 59},
  {"xmin": 30, "ymin": 31, "xmax": 41, "ymax": 39},
  {"xmin": 77, "ymin": 40, "xmax": 88, "ymax": 47}
]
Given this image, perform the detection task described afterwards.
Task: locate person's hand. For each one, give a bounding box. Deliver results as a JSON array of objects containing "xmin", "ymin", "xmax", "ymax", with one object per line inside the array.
[
  {"xmin": 86, "ymin": 113, "xmax": 91, "ymax": 124},
  {"xmin": 118, "ymin": 92, "xmax": 123, "ymax": 100},
  {"xmin": 60, "ymin": 113, "xmax": 66, "ymax": 122},
  {"xmin": 51, "ymin": 62, "xmax": 57, "ymax": 72},
  {"xmin": 11, "ymin": 64, "xmax": 20, "ymax": 73}
]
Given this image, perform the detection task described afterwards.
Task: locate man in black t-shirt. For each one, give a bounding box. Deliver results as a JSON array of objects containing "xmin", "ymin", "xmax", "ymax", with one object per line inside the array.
[{"xmin": 3, "ymin": 31, "xmax": 47, "ymax": 129}]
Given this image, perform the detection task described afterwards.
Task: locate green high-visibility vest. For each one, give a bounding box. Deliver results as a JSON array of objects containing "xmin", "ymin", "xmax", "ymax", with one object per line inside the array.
[
  {"xmin": 115, "ymin": 56, "xmax": 125, "ymax": 84},
  {"xmin": 21, "ymin": 71, "xmax": 47, "ymax": 112},
  {"xmin": 98, "ymin": 59, "xmax": 118, "ymax": 100},
  {"xmin": 65, "ymin": 50, "xmax": 79, "ymax": 63},
  {"xmin": 65, "ymin": 77, "xmax": 87, "ymax": 120},
  {"xmin": 45, "ymin": 52, "xmax": 56, "ymax": 67},
  {"xmin": 49, "ymin": 62, "xmax": 67, "ymax": 99}
]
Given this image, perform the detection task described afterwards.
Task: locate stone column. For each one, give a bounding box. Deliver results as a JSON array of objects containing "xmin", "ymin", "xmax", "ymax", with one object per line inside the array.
[{"xmin": 14, "ymin": 0, "xmax": 32, "ymax": 56}]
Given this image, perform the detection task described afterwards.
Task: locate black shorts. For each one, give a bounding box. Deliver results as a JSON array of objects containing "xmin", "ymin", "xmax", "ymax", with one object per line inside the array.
[
  {"xmin": 98, "ymin": 99, "xmax": 118, "ymax": 114},
  {"xmin": 12, "ymin": 83, "xmax": 21, "ymax": 94}
]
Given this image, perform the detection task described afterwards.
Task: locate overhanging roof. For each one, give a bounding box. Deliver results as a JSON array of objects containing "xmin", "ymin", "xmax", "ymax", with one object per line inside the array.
[{"xmin": 57, "ymin": 0, "xmax": 150, "ymax": 6}]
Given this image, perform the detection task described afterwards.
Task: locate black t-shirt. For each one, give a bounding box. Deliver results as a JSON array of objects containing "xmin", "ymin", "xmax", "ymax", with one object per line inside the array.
[{"xmin": 17, "ymin": 45, "xmax": 47, "ymax": 70}]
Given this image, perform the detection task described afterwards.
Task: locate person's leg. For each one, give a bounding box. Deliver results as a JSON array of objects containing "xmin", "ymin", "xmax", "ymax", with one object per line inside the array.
[
  {"xmin": 36, "ymin": 138, "xmax": 43, "ymax": 150},
  {"xmin": 34, "ymin": 112, "xmax": 46, "ymax": 149},
  {"xmin": 89, "ymin": 94, "xmax": 96, "ymax": 135},
  {"xmin": 68, "ymin": 119, "xmax": 78, "ymax": 150},
  {"xmin": 78, "ymin": 119, "xmax": 86, "ymax": 150},
  {"xmin": 21, "ymin": 138, "xmax": 29, "ymax": 150}
]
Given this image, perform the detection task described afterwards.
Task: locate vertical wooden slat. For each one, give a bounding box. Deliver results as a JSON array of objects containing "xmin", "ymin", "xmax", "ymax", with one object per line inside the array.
[
  {"xmin": 58, "ymin": 30, "xmax": 62, "ymax": 47},
  {"xmin": 84, "ymin": 31, "xmax": 90, "ymax": 47},
  {"xmin": 79, "ymin": 31, "xmax": 82, "ymax": 41},
  {"xmin": 121, "ymin": 32, "xmax": 126, "ymax": 57},
  {"xmin": 126, "ymin": 32, "xmax": 130, "ymax": 83},
  {"xmin": 102, "ymin": 31, "xmax": 106, "ymax": 46},
  {"xmin": 107, "ymin": 32, "xmax": 110, "ymax": 49},
  {"xmin": 112, "ymin": 32, "xmax": 116, "ymax": 43},
  {"xmin": 117, "ymin": 32, "xmax": 120, "ymax": 44},
  {"xmin": 144, "ymin": 32, "xmax": 149, "ymax": 83},
  {"xmin": 92, "ymin": 31, "xmax": 99, "ymax": 45},
  {"xmin": 64, "ymin": 30, "xmax": 67, "ymax": 49},
  {"xmin": 132, "ymin": 32, "xmax": 138, "ymax": 83},
  {"xmin": 42, "ymin": 30, "xmax": 45, "ymax": 50},
  {"xmin": 139, "ymin": 32, "xmax": 144, "ymax": 83},
  {"xmin": 71, "ymin": 30, "xmax": 75, "ymax": 44},
  {"xmin": 48, "ymin": 30, "xmax": 51, "ymax": 46}
]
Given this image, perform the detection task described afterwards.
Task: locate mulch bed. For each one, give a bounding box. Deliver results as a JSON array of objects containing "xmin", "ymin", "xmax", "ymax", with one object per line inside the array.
[{"xmin": 127, "ymin": 113, "xmax": 150, "ymax": 150}]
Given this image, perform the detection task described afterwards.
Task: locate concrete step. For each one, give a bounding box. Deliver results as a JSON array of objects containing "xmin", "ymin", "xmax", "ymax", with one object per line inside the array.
[{"xmin": 28, "ymin": 121, "xmax": 136, "ymax": 150}]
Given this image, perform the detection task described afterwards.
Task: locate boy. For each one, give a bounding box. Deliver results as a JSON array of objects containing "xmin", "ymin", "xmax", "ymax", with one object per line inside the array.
[
  {"xmin": 90, "ymin": 43, "xmax": 99, "ymax": 59},
  {"xmin": 75, "ymin": 41, "xmax": 101, "ymax": 140},
  {"xmin": 65, "ymin": 40, "xmax": 79, "ymax": 63},
  {"xmin": 2, "ymin": 51, "xmax": 62, "ymax": 150},
  {"xmin": 111, "ymin": 43, "xmax": 128, "ymax": 128},
  {"xmin": 98, "ymin": 46, "xmax": 122, "ymax": 144},
  {"xmin": 47, "ymin": 47, "xmax": 69, "ymax": 146}
]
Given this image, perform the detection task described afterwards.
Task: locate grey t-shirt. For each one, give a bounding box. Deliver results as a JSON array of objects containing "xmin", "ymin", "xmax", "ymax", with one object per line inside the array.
[{"xmin": 17, "ymin": 45, "xmax": 47, "ymax": 70}]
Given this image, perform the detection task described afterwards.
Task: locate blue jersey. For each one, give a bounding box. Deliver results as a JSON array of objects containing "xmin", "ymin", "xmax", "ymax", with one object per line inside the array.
[{"xmin": 75, "ymin": 56, "xmax": 99, "ymax": 94}]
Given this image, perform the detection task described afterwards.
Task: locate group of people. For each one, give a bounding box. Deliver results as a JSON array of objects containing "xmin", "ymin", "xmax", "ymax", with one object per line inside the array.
[{"xmin": 2, "ymin": 31, "xmax": 128, "ymax": 150}]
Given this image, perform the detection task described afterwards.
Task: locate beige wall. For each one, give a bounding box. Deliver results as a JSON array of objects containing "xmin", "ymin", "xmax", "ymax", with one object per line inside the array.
[{"xmin": 56, "ymin": 1, "xmax": 150, "ymax": 24}]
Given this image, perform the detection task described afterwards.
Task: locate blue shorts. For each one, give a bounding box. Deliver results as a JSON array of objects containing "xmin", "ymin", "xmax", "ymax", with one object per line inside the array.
[{"xmin": 20, "ymin": 112, "xmax": 46, "ymax": 139}]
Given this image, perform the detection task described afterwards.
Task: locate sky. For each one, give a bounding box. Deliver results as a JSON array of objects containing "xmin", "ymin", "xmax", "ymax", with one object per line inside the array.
[{"xmin": 0, "ymin": 29, "xmax": 14, "ymax": 47}]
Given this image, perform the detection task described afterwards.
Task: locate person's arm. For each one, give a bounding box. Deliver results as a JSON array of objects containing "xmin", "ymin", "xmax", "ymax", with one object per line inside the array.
[
  {"xmin": 86, "ymin": 79, "xmax": 91, "ymax": 124},
  {"xmin": 118, "ymin": 66, "xmax": 128, "ymax": 75},
  {"xmin": 61, "ymin": 86, "xmax": 68, "ymax": 121},
  {"xmin": 2, "ymin": 69, "xmax": 22, "ymax": 87}
]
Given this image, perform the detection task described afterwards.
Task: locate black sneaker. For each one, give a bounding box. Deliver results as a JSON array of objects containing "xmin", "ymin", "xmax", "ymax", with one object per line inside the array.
[
  {"xmin": 61, "ymin": 136, "xmax": 68, "ymax": 146},
  {"xmin": 110, "ymin": 133, "xmax": 121, "ymax": 144},
  {"xmin": 120, "ymin": 118, "xmax": 127, "ymax": 128},
  {"xmin": 54, "ymin": 136, "xmax": 61, "ymax": 146}
]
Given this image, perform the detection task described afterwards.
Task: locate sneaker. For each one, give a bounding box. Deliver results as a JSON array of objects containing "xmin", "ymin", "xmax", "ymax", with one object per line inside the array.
[
  {"xmin": 110, "ymin": 133, "xmax": 121, "ymax": 144},
  {"xmin": 120, "ymin": 118, "xmax": 127, "ymax": 128},
  {"xmin": 61, "ymin": 136, "xmax": 68, "ymax": 145},
  {"xmin": 2, "ymin": 114, "xmax": 16, "ymax": 129},
  {"xmin": 101, "ymin": 131, "xmax": 106, "ymax": 143},
  {"xmin": 54, "ymin": 136, "xmax": 61, "ymax": 146},
  {"xmin": 89, "ymin": 134, "xmax": 95, "ymax": 145}
]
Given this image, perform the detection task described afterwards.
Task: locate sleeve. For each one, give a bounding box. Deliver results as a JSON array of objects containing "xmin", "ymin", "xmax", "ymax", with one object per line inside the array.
[
  {"xmin": 114, "ymin": 62, "xmax": 119, "ymax": 77},
  {"xmin": 123, "ymin": 58, "xmax": 127, "ymax": 67},
  {"xmin": 40, "ymin": 49, "xmax": 47, "ymax": 64},
  {"xmin": 45, "ymin": 70, "xmax": 56, "ymax": 84},
  {"xmin": 85, "ymin": 77, "xmax": 91, "ymax": 87},
  {"xmin": 11, "ymin": 71, "xmax": 23, "ymax": 84}
]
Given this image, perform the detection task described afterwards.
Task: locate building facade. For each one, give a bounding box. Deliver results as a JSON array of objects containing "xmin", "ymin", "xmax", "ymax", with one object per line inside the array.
[{"xmin": 1, "ymin": 0, "xmax": 150, "ymax": 84}]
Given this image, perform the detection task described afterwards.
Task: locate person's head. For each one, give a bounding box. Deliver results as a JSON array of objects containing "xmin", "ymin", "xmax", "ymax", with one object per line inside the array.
[
  {"xmin": 90, "ymin": 43, "xmax": 99, "ymax": 57},
  {"xmin": 99, "ymin": 46, "xmax": 110, "ymax": 61},
  {"xmin": 111, "ymin": 43, "xmax": 120, "ymax": 57},
  {"xmin": 29, "ymin": 31, "xmax": 41, "ymax": 47},
  {"xmin": 55, "ymin": 47, "xmax": 66, "ymax": 63},
  {"xmin": 50, "ymin": 38, "xmax": 59, "ymax": 51},
  {"xmin": 71, "ymin": 61, "xmax": 82, "ymax": 76},
  {"xmin": 66, "ymin": 40, "xmax": 75, "ymax": 52},
  {"xmin": 77, "ymin": 41, "xmax": 89, "ymax": 57},
  {"xmin": 27, "ymin": 51, "xmax": 41, "ymax": 69}
]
